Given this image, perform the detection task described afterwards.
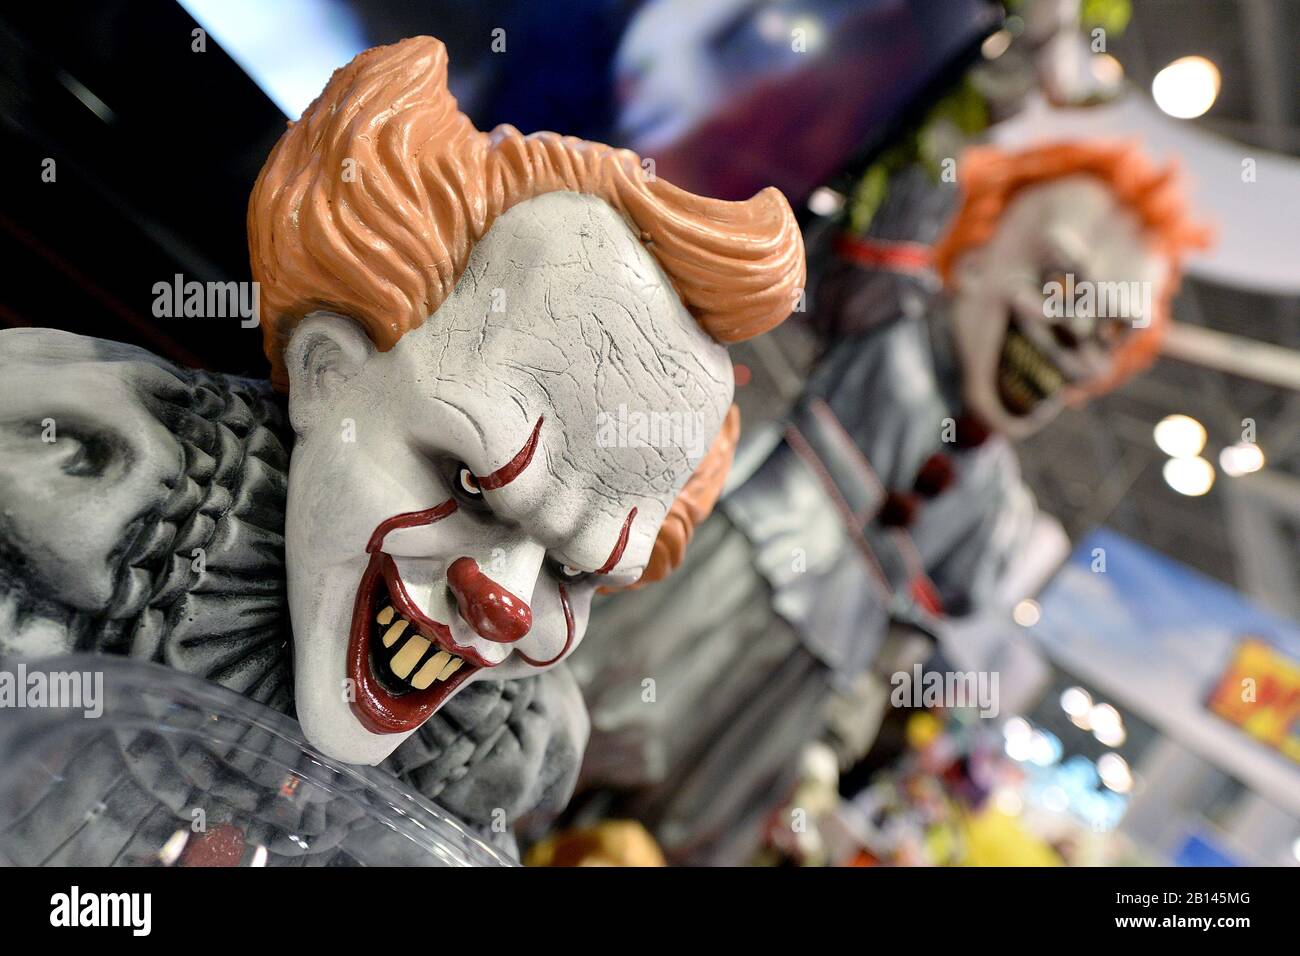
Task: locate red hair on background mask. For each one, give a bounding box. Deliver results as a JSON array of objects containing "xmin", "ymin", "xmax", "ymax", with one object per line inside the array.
[{"xmin": 932, "ymin": 142, "xmax": 1213, "ymax": 392}]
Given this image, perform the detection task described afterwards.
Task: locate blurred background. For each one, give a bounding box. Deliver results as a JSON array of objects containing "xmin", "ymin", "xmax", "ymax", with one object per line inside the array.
[{"xmin": 1, "ymin": 0, "xmax": 1297, "ymax": 867}]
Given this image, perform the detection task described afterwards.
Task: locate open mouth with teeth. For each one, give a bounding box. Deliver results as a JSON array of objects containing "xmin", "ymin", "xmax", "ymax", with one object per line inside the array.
[
  {"xmin": 345, "ymin": 500, "xmax": 581, "ymax": 736},
  {"xmin": 997, "ymin": 319, "xmax": 1066, "ymax": 417},
  {"xmin": 346, "ymin": 550, "xmax": 482, "ymax": 736}
]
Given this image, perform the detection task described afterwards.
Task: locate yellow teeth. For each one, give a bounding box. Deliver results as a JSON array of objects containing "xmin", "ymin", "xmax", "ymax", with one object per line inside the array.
[
  {"xmin": 382, "ymin": 618, "xmax": 409, "ymax": 648},
  {"xmin": 1004, "ymin": 331, "xmax": 1064, "ymax": 394},
  {"xmin": 408, "ymin": 651, "xmax": 466, "ymax": 690},
  {"xmin": 375, "ymin": 607, "xmax": 467, "ymax": 690},
  {"xmin": 411, "ymin": 650, "xmax": 451, "ymax": 690},
  {"xmin": 390, "ymin": 635, "xmax": 431, "ymax": 678}
]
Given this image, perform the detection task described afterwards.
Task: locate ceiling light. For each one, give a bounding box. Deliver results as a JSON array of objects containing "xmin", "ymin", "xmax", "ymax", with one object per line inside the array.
[
  {"xmin": 1003, "ymin": 718, "xmax": 1033, "ymax": 762},
  {"xmin": 1094, "ymin": 722, "xmax": 1127, "ymax": 748},
  {"xmin": 1154, "ymin": 414, "xmax": 1207, "ymax": 457},
  {"xmin": 1089, "ymin": 703, "xmax": 1124, "ymax": 741},
  {"xmin": 1013, "ymin": 599, "xmax": 1041, "ymax": 627},
  {"xmin": 1060, "ymin": 686, "xmax": 1092, "ymax": 719},
  {"xmin": 1029, "ymin": 730, "xmax": 1062, "ymax": 767},
  {"xmin": 789, "ymin": 16, "xmax": 826, "ymax": 52},
  {"xmin": 1005, "ymin": 734, "xmax": 1032, "ymax": 762},
  {"xmin": 1220, "ymin": 442, "xmax": 1265, "ymax": 477},
  {"xmin": 1098, "ymin": 753, "xmax": 1133, "ymax": 794},
  {"xmin": 1152, "ymin": 56, "xmax": 1221, "ymax": 119},
  {"xmin": 1163, "ymin": 456, "xmax": 1215, "ymax": 496},
  {"xmin": 807, "ymin": 187, "xmax": 845, "ymax": 217},
  {"xmin": 1003, "ymin": 717, "xmax": 1031, "ymax": 742}
]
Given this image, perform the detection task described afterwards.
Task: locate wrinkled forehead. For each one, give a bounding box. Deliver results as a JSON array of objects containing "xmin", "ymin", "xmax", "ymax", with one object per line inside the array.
[{"xmin": 390, "ymin": 192, "xmax": 734, "ymax": 540}]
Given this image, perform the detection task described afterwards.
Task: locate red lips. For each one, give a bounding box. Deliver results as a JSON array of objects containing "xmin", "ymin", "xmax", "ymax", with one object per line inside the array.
[
  {"xmin": 346, "ymin": 551, "xmax": 479, "ymax": 735},
  {"xmin": 344, "ymin": 502, "xmax": 577, "ymax": 736}
]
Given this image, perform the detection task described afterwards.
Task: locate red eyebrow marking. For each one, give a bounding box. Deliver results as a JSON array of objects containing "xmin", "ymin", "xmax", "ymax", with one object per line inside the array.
[
  {"xmin": 596, "ymin": 507, "xmax": 638, "ymax": 575},
  {"xmin": 366, "ymin": 499, "xmax": 458, "ymax": 553},
  {"xmin": 478, "ymin": 416, "xmax": 544, "ymax": 491}
]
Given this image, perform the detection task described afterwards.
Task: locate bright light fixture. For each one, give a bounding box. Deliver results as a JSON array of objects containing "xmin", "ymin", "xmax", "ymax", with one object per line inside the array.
[
  {"xmin": 177, "ymin": 0, "xmax": 368, "ymax": 119},
  {"xmin": 1098, "ymin": 752, "xmax": 1133, "ymax": 794},
  {"xmin": 1060, "ymin": 686, "xmax": 1092, "ymax": 719},
  {"xmin": 807, "ymin": 187, "xmax": 845, "ymax": 217},
  {"xmin": 1094, "ymin": 721, "xmax": 1127, "ymax": 748},
  {"xmin": 789, "ymin": 16, "xmax": 826, "ymax": 52},
  {"xmin": 1154, "ymin": 414, "xmax": 1207, "ymax": 457},
  {"xmin": 1003, "ymin": 717, "xmax": 1033, "ymax": 762},
  {"xmin": 1163, "ymin": 456, "xmax": 1215, "ymax": 496},
  {"xmin": 1003, "ymin": 717, "xmax": 1031, "ymax": 741},
  {"xmin": 1220, "ymin": 442, "xmax": 1265, "ymax": 477},
  {"xmin": 1005, "ymin": 734, "xmax": 1032, "ymax": 762},
  {"xmin": 1089, "ymin": 703, "xmax": 1124, "ymax": 742},
  {"xmin": 1028, "ymin": 730, "xmax": 1062, "ymax": 767},
  {"xmin": 1152, "ymin": 56, "xmax": 1221, "ymax": 119},
  {"xmin": 1013, "ymin": 598, "xmax": 1041, "ymax": 627}
]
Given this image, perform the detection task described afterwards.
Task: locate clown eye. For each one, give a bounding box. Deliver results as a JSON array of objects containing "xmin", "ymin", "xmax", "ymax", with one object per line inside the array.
[
  {"xmin": 547, "ymin": 557, "xmax": 590, "ymax": 584},
  {"xmin": 456, "ymin": 465, "xmax": 483, "ymax": 499},
  {"xmin": 1040, "ymin": 266, "xmax": 1072, "ymax": 294}
]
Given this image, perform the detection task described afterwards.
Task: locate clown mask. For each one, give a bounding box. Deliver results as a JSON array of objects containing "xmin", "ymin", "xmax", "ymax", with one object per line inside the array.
[
  {"xmin": 947, "ymin": 174, "xmax": 1172, "ymax": 439},
  {"xmin": 249, "ymin": 36, "xmax": 803, "ymax": 765},
  {"xmin": 284, "ymin": 193, "xmax": 735, "ymax": 764}
]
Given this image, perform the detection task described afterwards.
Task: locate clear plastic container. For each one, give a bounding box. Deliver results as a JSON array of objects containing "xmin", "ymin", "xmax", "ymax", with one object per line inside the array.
[{"xmin": 0, "ymin": 654, "xmax": 512, "ymax": 866}]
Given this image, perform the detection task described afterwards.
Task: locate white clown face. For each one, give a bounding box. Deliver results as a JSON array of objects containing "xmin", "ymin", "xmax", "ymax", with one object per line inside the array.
[
  {"xmin": 948, "ymin": 175, "xmax": 1170, "ymax": 439},
  {"xmin": 284, "ymin": 192, "xmax": 734, "ymax": 765}
]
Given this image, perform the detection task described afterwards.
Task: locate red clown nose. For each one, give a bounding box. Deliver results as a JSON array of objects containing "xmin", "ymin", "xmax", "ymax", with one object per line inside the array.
[{"xmin": 447, "ymin": 557, "xmax": 533, "ymax": 643}]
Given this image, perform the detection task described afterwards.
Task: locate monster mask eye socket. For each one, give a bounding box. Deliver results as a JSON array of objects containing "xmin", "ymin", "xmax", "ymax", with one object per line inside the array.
[
  {"xmin": 37, "ymin": 423, "xmax": 119, "ymax": 479},
  {"xmin": 1097, "ymin": 316, "xmax": 1133, "ymax": 348},
  {"xmin": 1039, "ymin": 262, "xmax": 1076, "ymax": 299}
]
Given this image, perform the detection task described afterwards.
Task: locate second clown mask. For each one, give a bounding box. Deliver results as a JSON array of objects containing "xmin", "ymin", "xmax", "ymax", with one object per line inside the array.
[{"xmin": 248, "ymin": 37, "xmax": 804, "ymax": 764}]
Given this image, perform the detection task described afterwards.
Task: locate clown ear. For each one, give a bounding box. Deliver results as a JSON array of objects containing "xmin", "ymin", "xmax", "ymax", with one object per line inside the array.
[
  {"xmin": 283, "ymin": 313, "xmax": 375, "ymax": 434},
  {"xmin": 630, "ymin": 404, "xmax": 741, "ymax": 588}
]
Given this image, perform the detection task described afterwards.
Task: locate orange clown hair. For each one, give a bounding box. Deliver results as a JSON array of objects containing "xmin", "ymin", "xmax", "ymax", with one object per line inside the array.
[
  {"xmin": 932, "ymin": 142, "xmax": 1212, "ymax": 391},
  {"xmin": 248, "ymin": 36, "xmax": 805, "ymax": 584}
]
